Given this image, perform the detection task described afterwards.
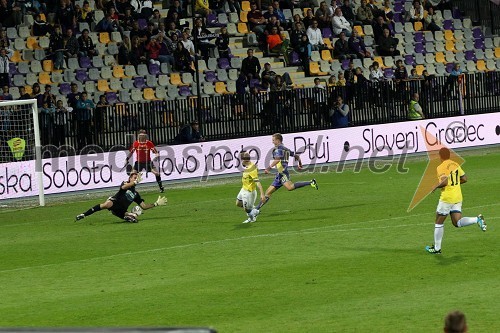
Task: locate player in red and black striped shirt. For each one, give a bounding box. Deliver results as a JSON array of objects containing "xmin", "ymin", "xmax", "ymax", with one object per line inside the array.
[{"xmin": 126, "ymin": 129, "xmax": 164, "ymax": 193}]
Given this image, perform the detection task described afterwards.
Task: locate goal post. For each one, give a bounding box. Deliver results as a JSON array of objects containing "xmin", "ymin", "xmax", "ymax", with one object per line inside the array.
[{"xmin": 0, "ymin": 99, "xmax": 44, "ymax": 206}]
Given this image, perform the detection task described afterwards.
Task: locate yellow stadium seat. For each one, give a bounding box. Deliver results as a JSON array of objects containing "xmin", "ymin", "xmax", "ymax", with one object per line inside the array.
[
  {"xmin": 215, "ymin": 81, "xmax": 228, "ymax": 94},
  {"xmin": 415, "ymin": 65, "xmax": 425, "ymax": 75},
  {"xmin": 239, "ymin": 11, "xmax": 248, "ymax": 23},
  {"xmin": 373, "ymin": 56, "xmax": 385, "ymax": 68},
  {"xmin": 143, "ymin": 88, "xmax": 156, "ymax": 100},
  {"xmin": 99, "ymin": 32, "xmax": 111, "ymax": 44},
  {"xmin": 321, "ymin": 49, "xmax": 333, "ymax": 62},
  {"xmin": 241, "ymin": 1, "xmax": 251, "ymax": 11},
  {"xmin": 323, "ymin": 38, "xmax": 333, "ymax": 49},
  {"xmin": 38, "ymin": 72, "xmax": 52, "ymax": 84},
  {"xmin": 495, "ymin": 47, "xmax": 500, "ymax": 58},
  {"xmin": 476, "ymin": 60, "xmax": 487, "ymax": 71},
  {"xmin": 42, "ymin": 60, "xmax": 53, "ymax": 72},
  {"xmin": 444, "ymin": 30, "xmax": 455, "ymax": 41},
  {"xmin": 170, "ymin": 73, "xmax": 182, "ymax": 85},
  {"xmin": 445, "ymin": 40, "xmax": 456, "ymax": 52},
  {"xmin": 353, "ymin": 25, "xmax": 364, "ymax": 37},
  {"xmin": 9, "ymin": 50, "xmax": 22, "ymax": 63},
  {"xmin": 309, "ymin": 62, "xmax": 328, "ymax": 76},
  {"xmin": 26, "ymin": 37, "xmax": 39, "ymax": 50},
  {"xmin": 237, "ymin": 23, "xmax": 249, "ymax": 34},
  {"xmin": 435, "ymin": 52, "xmax": 446, "ymax": 63},
  {"xmin": 414, "ymin": 21, "xmax": 423, "ymax": 31},
  {"xmin": 97, "ymin": 79, "xmax": 112, "ymax": 92},
  {"xmin": 112, "ymin": 65, "xmax": 126, "ymax": 78},
  {"xmin": 24, "ymin": 85, "xmax": 32, "ymax": 95}
]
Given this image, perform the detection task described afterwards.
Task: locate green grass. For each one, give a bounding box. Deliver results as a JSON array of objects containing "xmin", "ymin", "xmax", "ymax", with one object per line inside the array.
[{"xmin": 1, "ymin": 149, "xmax": 499, "ymax": 332}]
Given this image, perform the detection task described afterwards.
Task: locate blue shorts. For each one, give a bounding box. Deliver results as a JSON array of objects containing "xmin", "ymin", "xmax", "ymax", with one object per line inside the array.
[{"xmin": 271, "ymin": 171, "xmax": 290, "ymax": 189}]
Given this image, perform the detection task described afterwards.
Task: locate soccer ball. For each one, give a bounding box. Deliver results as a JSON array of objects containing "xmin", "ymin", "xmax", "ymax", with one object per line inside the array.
[{"xmin": 131, "ymin": 205, "xmax": 143, "ymax": 216}]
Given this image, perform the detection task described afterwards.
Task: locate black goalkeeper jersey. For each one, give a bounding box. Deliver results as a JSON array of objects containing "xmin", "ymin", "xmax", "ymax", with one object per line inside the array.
[{"xmin": 110, "ymin": 181, "xmax": 144, "ymax": 212}]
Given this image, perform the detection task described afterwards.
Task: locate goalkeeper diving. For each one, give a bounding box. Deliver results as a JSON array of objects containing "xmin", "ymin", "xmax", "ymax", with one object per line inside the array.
[{"xmin": 75, "ymin": 171, "xmax": 167, "ymax": 223}]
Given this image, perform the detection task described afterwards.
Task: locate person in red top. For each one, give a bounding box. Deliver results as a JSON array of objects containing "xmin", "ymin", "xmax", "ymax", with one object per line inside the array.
[
  {"xmin": 145, "ymin": 36, "xmax": 161, "ymax": 66},
  {"xmin": 126, "ymin": 129, "xmax": 164, "ymax": 192},
  {"xmin": 266, "ymin": 27, "xmax": 289, "ymax": 56}
]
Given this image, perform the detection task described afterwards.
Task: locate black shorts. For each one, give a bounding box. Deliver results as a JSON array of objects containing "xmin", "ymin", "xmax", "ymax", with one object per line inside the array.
[
  {"xmin": 108, "ymin": 196, "xmax": 128, "ymax": 219},
  {"xmin": 134, "ymin": 161, "xmax": 155, "ymax": 172}
]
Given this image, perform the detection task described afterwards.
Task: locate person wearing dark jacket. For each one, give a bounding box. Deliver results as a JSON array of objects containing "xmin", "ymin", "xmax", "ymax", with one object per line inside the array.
[
  {"xmin": 175, "ymin": 120, "xmax": 205, "ymax": 144},
  {"xmin": 376, "ymin": 28, "xmax": 400, "ymax": 56},
  {"xmin": 241, "ymin": 49, "xmax": 261, "ymax": 80}
]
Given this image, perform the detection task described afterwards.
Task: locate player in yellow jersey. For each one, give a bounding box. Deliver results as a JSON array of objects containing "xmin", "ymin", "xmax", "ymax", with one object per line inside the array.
[
  {"xmin": 425, "ymin": 148, "xmax": 486, "ymax": 254},
  {"xmin": 236, "ymin": 151, "xmax": 265, "ymax": 224}
]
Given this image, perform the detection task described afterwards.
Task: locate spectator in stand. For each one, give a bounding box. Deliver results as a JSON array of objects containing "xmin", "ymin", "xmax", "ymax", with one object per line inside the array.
[
  {"xmin": 216, "ymin": 26, "xmax": 230, "ymax": 59},
  {"xmin": 67, "ymin": 83, "xmax": 80, "ymax": 110},
  {"xmin": 241, "ymin": 48, "xmax": 261, "ymax": 80},
  {"xmin": 369, "ymin": 61, "xmax": 385, "ymax": 81},
  {"xmin": 443, "ymin": 63, "xmax": 464, "ymax": 96},
  {"xmin": 57, "ymin": 0, "xmax": 77, "ymax": 30},
  {"xmin": 94, "ymin": 94, "xmax": 109, "ymax": 133},
  {"xmin": 75, "ymin": 91, "xmax": 95, "ymax": 150},
  {"xmin": 156, "ymin": 35, "xmax": 175, "ymax": 68},
  {"xmin": 31, "ymin": 83, "xmax": 43, "ymax": 108},
  {"xmin": 149, "ymin": 9, "xmax": 162, "ymax": 28},
  {"xmin": 175, "ymin": 120, "xmax": 205, "ymax": 143},
  {"xmin": 334, "ymin": 31, "xmax": 355, "ymax": 59},
  {"xmin": 120, "ymin": 7, "xmax": 135, "ymax": 31},
  {"xmin": 312, "ymin": 77, "xmax": 327, "ymax": 125},
  {"xmin": 327, "ymin": 0, "xmax": 337, "ymax": 17},
  {"xmin": 296, "ymin": 34, "xmax": 312, "ymax": 76},
  {"xmin": 194, "ymin": 0, "xmax": 211, "ymax": 18},
  {"xmin": 40, "ymin": 101, "xmax": 55, "ymax": 146},
  {"xmin": 49, "ymin": 25, "xmax": 65, "ymax": 70},
  {"xmin": 130, "ymin": 36, "xmax": 148, "ymax": 68},
  {"xmin": 77, "ymin": 1, "xmax": 94, "ymax": 24},
  {"xmin": 344, "ymin": 60, "xmax": 356, "ymax": 101},
  {"xmin": 95, "ymin": 14, "xmax": 115, "ymax": 33},
  {"xmin": 265, "ymin": 16, "xmax": 283, "ymax": 33},
  {"xmin": 377, "ymin": 28, "xmax": 400, "ymax": 56},
  {"xmin": 357, "ymin": 0, "xmax": 374, "ymax": 25},
  {"xmin": 348, "ymin": 29, "xmax": 370, "ymax": 58},
  {"xmin": 261, "ymin": 62, "xmax": 293, "ymax": 86},
  {"xmin": 0, "ymin": 48, "xmax": 13, "ymax": 87},
  {"xmin": 340, "ymin": 0, "xmax": 360, "ymax": 27},
  {"xmin": 315, "ymin": 1, "xmax": 333, "ymax": 29},
  {"xmin": 327, "ymin": 75, "xmax": 337, "ymax": 86},
  {"xmin": 167, "ymin": 21, "xmax": 181, "ymax": 38},
  {"xmin": 144, "ymin": 22, "xmax": 158, "ymax": 42},
  {"xmin": 272, "ymin": 1, "xmax": 288, "ymax": 28},
  {"xmin": 42, "ymin": 85, "xmax": 56, "ymax": 108},
  {"xmin": 407, "ymin": 92, "xmax": 424, "ymax": 120},
  {"xmin": 267, "ymin": 27, "xmax": 290, "ymax": 55},
  {"xmin": 270, "ymin": 75, "xmax": 287, "ymax": 91},
  {"xmin": 0, "ymin": 0, "xmax": 22, "ymax": 28},
  {"xmin": 248, "ymin": 2, "xmax": 268, "ymax": 35},
  {"xmin": 130, "ymin": 21, "xmax": 148, "ymax": 43},
  {"xmin": 381, "ymin": 0, "xmax": 394, "ymax": 22},
  {"xmin": 78, "ymin": 29, "xmax": 98, "ymax": 58},
  {"xmin": 53, "ymin": 100, "xmax": 68, "ymax": 147},
  {"xmin": 181, "ymin": 31, "xmax": 195, "ymax": 56},
  {"xmin": 290, "ymin": 21, "xmax": 306, "ymax": 49},
  {"xmin": 210, "ymin": 0, "xmax": 225, "ymax": 14},
  {"xmin": 18, "ymin": 86, "xmax": 31, "ymax": 100},
  {"xmin": 408, "ymin": 0, "xmax": 424, "ymax": 23},
  {"xmin": 145, "ymin": 36, "xmax": 161, "ymax": 66},
  {"xmin": 302, "ymin": 9, "xmax": 315, "ymax": 29},
  {"xmin": 264, "ymin": 4, "xmax": 278, "ymax": 21},
  {"xmin": 306, "ymin": 20, "xmax": 325, "ymax": 51},
  {"xmin": 118, "ymin": 35, "xmax": 131, "ymax": 65},
  {"xmin": 337, "ymin": 72, "xmax": 346, "ymax": 86},
  {"xmin": 193, "ymin": 19, "xmax": 216, "ymax": 61},
  {"xmin": 63, "ymin": 28, "xmax": 79, "ymax": 64},
  {"xmin": 133, "ymin": 0, "xmax": 154, "ymax": 19},
  {"xmin": 32, "ymin": 14, "xmax": 52, "ymax": 37},
  {"xmin": 329, "ymin": 95, "xmax": 349, "ymax": 128},
  {"xmin": 332, "ymin": 7, "xmax": 352, "ymax": 37},
  {"xmin": 173, "ymin": 41, "xmax": 194, "ymax": 73},
  {"xmin": 155, "ymin": 21, "xmax": 168, "ymax": 37},
  {"xmin": 424, "ymin": 6, "xmax": 443, "ymax": 32},
  {"xmin": 0, "ymin": 86, "xmax": 12, "ymax": 100},
  {"xmin": 167, "ymin": 0, "xmax": 185, "ymax": 21},
  {"xmin": 372, "ymin": 15, "xmax": 390, "ymax": 44}
]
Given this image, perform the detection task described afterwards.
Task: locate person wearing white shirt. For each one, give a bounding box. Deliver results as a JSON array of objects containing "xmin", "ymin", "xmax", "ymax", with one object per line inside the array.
[
  {"xmin": 306, "ymin": 20, "xmax": 325, "ymax": 50},
  {"xmin": 0, "ymin": 48, "xmax": 13, "ymax": 88},
  {"xmin": 332, "ymin": 7, "xmax": 352, "ymax": 36},
  {"xmin": 408, "ymin": 0, "xmax": 424, "ymax": 23},
  {"xmin": 328, "ymin": 0, "xmax": 338, "ymax": 17},
  {"xmin": 369, "ymin": 61, "xmax": 385, "ymax": 81},
  {"xmin": 181, "ymin": 31, "xmax": 195, "ymax": 56}
]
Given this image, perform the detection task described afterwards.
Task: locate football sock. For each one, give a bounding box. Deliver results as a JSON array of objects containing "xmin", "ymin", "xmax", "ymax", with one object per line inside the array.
[
  {"xmin": 84, "ymin": 205, "xmax": 101, "ymax": 216},
  {"xmin": 257, "ymin": 196, "xmax": 270, "ymax": 209},
  {"xmin": 434, "ymin": 224, "xmax": 444, "ymax": 250},
  {"xmin": 294, "ymin": 181, "xmax": 311, "ymax": 189},
  {"xmin": 156, "ymin": 175, "xmax": 163, "ymax": 187},
  {"xmin": 457, "ymin": 217, "xmax": 477, "ymax": 227}
]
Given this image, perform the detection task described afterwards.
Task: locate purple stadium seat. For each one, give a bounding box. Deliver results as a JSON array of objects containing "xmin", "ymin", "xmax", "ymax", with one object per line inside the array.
[
  {"xmin": 9, "ymin": 63, "xmax": 18, "ymax": 75},
  {"xmin": 249, "ymin": 78, "xmax": 260, "ymax": 88},
  {"xmin": 106, "ymin": 92, "xmax": 118, "ymax": 104},
  {"xmin": 290, "ymin": 51, "xmax": 301, "ymax": 65},
  {"xmin": 205, "ymin": 71, "xmax": 217, "ymax": 82},
  {"xmin": 405, "ymin": 55, "xmax": 415, "ymax": 66},
  {"xmin": 179, "ymin": 86, "xmax": 191, "ymax": 96},
  {"xmin": 474, "ymin": 39, "xmax": 485, "ymax": 50},
  {"xmin": 218, "ymin": 58, "xmax": 230, "ymax": 69},
  {"xmin": 207, "ymin": 13, "xmax": 224, "ymax": 27},
  {"xmin": 465, "ymin": 50, "xmax": 476, "ymax": 61},
  {"xmin": 134, "ymin": 76, "xmax": 146, "ymax": 88},
  {"xmin": 384, "ymin": 68, "xmax": 394, "ymax": 79},
  {"xmin": 393, "ymin": 12, "xmax": 402, "ymax": 23},
  {"xmin": 341, "ymin": 59, "xmax": 350, "ymax": 70},
  {"xmin": 76, "ymin": 69, "xmax": 89, "ymax": 82},
  {"xmin": 322, "ymin": 28, "xmax": 333, "ymax": 38},
  {"xmin": 137, "ymin": 19, "xmax": 147, "ymax": 30},
  {"xmin": 394, "ymin": 2, "xmax": 403, "ymax": 13},
  {"xmin": 473, "ymin": 28, "xmax": 484, "ymax": 39},
  {"xmin": 414, "ymin": 42, "xmax": 425, "ymax": 53},
  {"xmin": 443, "ymin": 20, "xmax": 453, "ymax": 30},
  {"xmin": 149, "ymin": 63, "xmax": 160, "ymax": 75},
  {"xmin": 79, "ymin": 56, "xmax": 91, "ymax": 68},
  {"xmin": 414, "ymin": 32, "xmax": 424, "ymax": 43},
  {"xmin": 59, "ymin": 83, "xmax": 71, "ymax": 95},
  {"xmin": 452, "ymin": 8, "xmax": 462, "ymax": 19},
  {"xmin": 446, "ymin": 63, "xmax": 455, "ymax": 73}
]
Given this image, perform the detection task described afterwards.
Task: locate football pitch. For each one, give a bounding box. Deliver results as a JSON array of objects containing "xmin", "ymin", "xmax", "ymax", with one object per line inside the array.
[{"xmin": 0, "ymin": 148, "xmax": 499, "ymax": 332}]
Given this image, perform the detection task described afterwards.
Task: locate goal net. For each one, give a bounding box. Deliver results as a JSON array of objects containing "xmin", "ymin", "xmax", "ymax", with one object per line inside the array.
[{"xmin": 0, "ymin": 99, "xmax": 44, "ymax": 206}]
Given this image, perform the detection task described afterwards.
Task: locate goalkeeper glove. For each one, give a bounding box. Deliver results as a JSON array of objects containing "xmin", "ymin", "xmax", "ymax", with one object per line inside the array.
[
  {"xmin": 154, "ymin": 195, "xmax": 167, "ymax": 207},
  {"xmin": 133, "ymin": 172, "xmax": 143, "ymax": 185}
]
